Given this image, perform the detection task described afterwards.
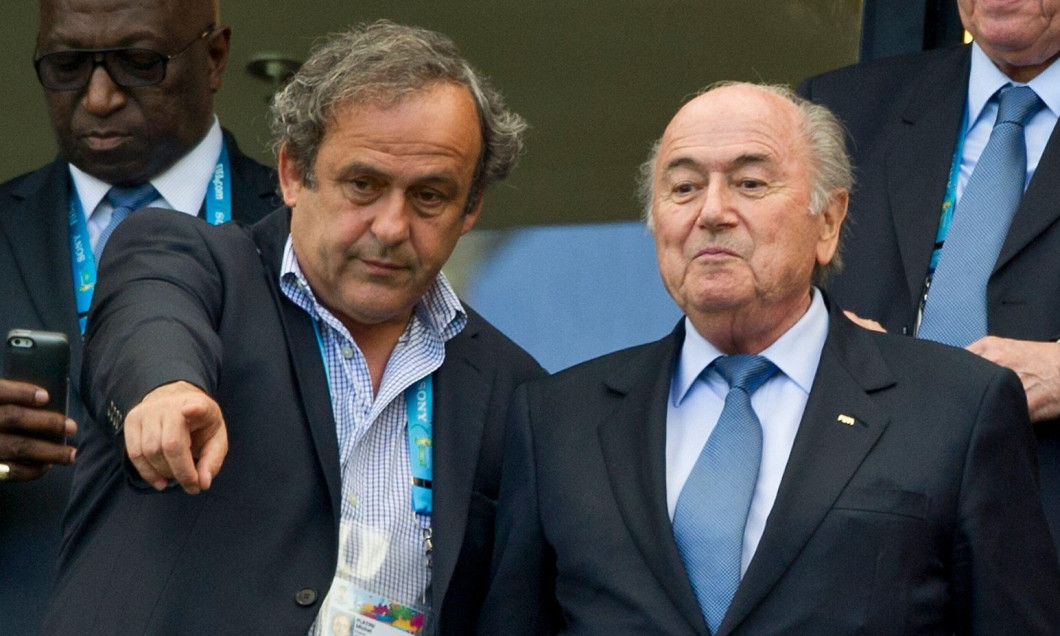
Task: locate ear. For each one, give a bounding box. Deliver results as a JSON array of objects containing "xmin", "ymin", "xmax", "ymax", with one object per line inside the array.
[
  {"xmin": 205, "ymin": 26, "xmax": 231, "ymax": 93},
  {"xmin": 460, "ymin": 193, "xmax": 484, "ymax": 235},
  {"xmin": 815, "ymin": 189, "xmax": 848, "ymax": 266},
  {"xmin": 277, "ymin": 144, "xmax": 304, "ymax": 208}
]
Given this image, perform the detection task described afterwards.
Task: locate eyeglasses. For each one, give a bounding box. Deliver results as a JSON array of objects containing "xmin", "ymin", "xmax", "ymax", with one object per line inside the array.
[{"xmin": 34, "ymin": 26, "xmax": 215, "ymax": 91}]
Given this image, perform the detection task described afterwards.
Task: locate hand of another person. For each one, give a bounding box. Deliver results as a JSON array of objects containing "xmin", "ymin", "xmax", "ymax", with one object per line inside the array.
[
  {"xmin": 967, "ymin": 336, "xmax": 1060, "ymax": 423},
  {"xmin": 843, "ymin": 310, "xmax": 887, "ymax": 333},
  {"xmin": 0, "ymin": 379, "xmax": 77, "ymax": 483},
  {"xmin": 124, "ymin": 381, "xmax": 228, "ymax": 495}
]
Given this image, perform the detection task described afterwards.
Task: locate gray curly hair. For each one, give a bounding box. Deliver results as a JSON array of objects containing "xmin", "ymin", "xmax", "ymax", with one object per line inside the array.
[
  {"xmin": 636, "ymin": 81, "xmax": 853, "ymax": 285},
  {"xmin": 270, "ymin": 20, "xmax": 527, "ymax": 214}
]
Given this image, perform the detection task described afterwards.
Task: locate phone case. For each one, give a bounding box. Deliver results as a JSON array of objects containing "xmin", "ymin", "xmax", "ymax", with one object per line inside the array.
[{"xmin": 4, "ymin": 329, "xmax": 70, "ymax": 415}]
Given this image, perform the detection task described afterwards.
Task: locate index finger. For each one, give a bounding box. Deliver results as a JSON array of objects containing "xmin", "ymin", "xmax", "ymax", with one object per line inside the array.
[{"xmin": 160, "ymin": 410, "xmax": 200, "ymax": 495}]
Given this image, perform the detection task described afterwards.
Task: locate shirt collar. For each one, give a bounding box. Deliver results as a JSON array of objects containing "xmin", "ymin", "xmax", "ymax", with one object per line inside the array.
[
  {"xmin": 968, "ymin": 42, "xmax": 1060, "ymax": 129},
  {"xmin": 671, "ymin": 287, "xmax": 830, "ymax": 406},
  {"xmin": 68, "ymin": 116, "xmax": 223, "ymax": 219},
  {"xmin": 279, "ymin": 234, "xmax": 467, "ymax": 343}
]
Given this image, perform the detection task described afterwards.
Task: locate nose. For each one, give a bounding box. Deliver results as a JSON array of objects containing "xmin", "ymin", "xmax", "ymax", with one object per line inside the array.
[
  {"xmin": 370, "ymin": 193, "xmax": 411, "ymax": 247},
  {"xmin": 696, "ymin": 179, "xmax": 737, "ymax": 229},
  {"xmin": 81, "ymin": 65, "xmax": 127, "ymax": 117}
]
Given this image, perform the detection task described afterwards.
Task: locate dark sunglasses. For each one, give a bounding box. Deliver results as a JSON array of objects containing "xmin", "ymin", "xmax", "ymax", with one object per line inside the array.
[{"xmin": 34, "ymin": 26, "xmax": 214, "ymax": 91}]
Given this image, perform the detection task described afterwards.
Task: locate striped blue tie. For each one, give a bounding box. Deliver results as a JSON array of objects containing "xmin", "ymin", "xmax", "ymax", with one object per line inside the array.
[
  {"xmin": 918, "ymin": 85, "xmax": 1043, "ymax": 346},
  {"xmin": 673, "ymin": 354, "xmax": 778, "ymax": 634},
  {"xmin": 94, "ymin": 183, "xmax": 159, "ymax": 261}
]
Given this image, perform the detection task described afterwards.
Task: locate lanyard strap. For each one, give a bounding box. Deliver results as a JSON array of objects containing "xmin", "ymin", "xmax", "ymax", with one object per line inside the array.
[
  {"xmin": 405, "ymin": 375, "xmax": 434, "ymax": 516},
  {"xmin": 929, "ymin": 108, "xmax": 970, "ymax": 273},
  {"xmin": 68, "ymin": 142, "xmax": 233, "ymax": 334}
]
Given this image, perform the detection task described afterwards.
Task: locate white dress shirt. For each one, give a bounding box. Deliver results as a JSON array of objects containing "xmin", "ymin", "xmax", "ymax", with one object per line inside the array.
[
  {"xmin": 960, "ymin": 43, "xmax": 1060, "ymax": 198},
  {"xmin": 69, "ymin": 117, "xmax": 224, "ymax": 252},
  {"xmin": 666, "ymin": 288, "xmax": 829, "ymax": 575}
]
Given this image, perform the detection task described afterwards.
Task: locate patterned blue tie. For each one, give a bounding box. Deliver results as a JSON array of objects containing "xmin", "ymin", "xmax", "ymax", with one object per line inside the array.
[
  {"xmin": 93, "ymin": 183, "xmax": 159, "ymax": 261},
  {"xmin": 918, "ymin": 86, "xmax": 1043, "ymax": 346},
  {"xmin": 673, "ymin": 354, "xmax": 778, "ymax": 634}
]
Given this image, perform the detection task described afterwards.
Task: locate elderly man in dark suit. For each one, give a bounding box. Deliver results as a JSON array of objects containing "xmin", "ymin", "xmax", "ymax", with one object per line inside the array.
[
  {"xmin": 479, "ymin": 82, "xmax": 1060, "ymax": 635},
  {"xmin": 43, "ymin": 21, "xmax": 544, "ymax": 635},
  {"xmin": 0, "ymin": 0, "xmax": 277, "ymax": 631},
  {"xmin": 798, "ymin": 0, "xmax": 1060, "ymax": 554}
]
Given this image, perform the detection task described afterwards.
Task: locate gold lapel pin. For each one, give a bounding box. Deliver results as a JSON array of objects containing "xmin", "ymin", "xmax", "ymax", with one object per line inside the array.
[{"xmin": 837, "ymin": 414, "xmax": 856, "ymax": 426}]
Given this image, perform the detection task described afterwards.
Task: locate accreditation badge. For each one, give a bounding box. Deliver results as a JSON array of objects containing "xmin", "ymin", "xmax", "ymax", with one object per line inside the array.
[
  {"xmin": 320, "ymin": 581, "xmax": 429, "ymax": 636},
  {"xmin": 316, "ymin": 521, "xmax": 435, "ymax": 636}
]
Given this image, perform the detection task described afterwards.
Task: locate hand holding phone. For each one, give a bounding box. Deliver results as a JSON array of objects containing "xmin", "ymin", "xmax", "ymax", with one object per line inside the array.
[{"xmin": 0, "ymin": 329, "xmax": 77, "ymax": 482}]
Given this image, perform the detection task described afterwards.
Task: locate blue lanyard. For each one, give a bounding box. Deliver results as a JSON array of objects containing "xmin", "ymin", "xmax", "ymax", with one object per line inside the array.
[
  {"xmin": 68, "ymin": 142, "xmax": 232, "ymax": 333},
  {"xmin": 311, "ymin": 320, "xmax": 434, "ymax": 516},
  {"xmin": 405, "ymin": 376, "xmax": 433, "ymax": 516},
  {"xmin": 929, "ymin": 108, "xmax": 971, "ymax": 272}
]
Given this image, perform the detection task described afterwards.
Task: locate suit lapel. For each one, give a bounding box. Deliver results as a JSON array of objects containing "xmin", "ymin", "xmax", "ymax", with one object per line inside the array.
[
  {"xmin": 429, "ymin": 322, "xmax": 492, "ymax": 615},
  {"xmin": 997, "ymin": 116, "xmax": 1060, "ymax": 270},
  {"xmin": 885, "ymin": 47, "xmax": 970, "ymax": 310},
  {"xmin": 719, "ymin": 305, "xmax": 895, "ymax": 635},
  {"xmin": 252, "ymin": 210, "xmax": 343, "ymax": 522},
  {"xmin": 1, "ymin": 160, "xmax": 85, "ymax": 384},
  {"xmin": 597, "ymin": 324, "xmax": 709, "ymax": 635}
]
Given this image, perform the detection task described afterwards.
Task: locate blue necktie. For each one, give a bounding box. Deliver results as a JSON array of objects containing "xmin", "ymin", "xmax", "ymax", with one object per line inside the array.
[
  {"xmin": 918, "ymin": 85, "xmax": 1043, "ymax": 346},
  {"xmin": 94, "ymin": 183, "xmax": 159, "ymax": 261},
  {"xmin": 673, "ymin": 354, "xmax": 778, "ymax": 634}
]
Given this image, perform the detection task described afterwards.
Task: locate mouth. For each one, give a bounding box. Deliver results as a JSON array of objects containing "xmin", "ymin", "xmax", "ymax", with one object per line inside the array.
[
  {"xmin": 80, "ymin": 131, "xmax": 131, "ymax": 152},
  {"xmin": 360, "ymin": 257, "xmax": 409, "ymax": 275},
  {"xmin": 693, "ymin": 245, "xmax": 741, "ymax": 260}
]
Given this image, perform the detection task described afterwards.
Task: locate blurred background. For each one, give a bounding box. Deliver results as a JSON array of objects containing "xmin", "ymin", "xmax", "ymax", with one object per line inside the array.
[{"xmin": 0, "ymin": 1, "xmax": 963, "ymax": 371}]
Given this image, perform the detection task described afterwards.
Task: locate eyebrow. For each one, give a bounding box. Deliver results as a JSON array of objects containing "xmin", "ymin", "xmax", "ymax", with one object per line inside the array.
[
  {"xmin": 663, "ymin": 153, "xmax": 773, "ymax": 174},
  {"xmin": 336, "ymin": 162, "xmax": 461, "ymax": 190}
]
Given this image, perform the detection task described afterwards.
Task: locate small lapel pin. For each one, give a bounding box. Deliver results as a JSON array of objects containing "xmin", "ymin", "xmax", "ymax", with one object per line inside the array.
[{"xmin": 837, "ymin": 414, "xmax": 856, "ymax": 427}]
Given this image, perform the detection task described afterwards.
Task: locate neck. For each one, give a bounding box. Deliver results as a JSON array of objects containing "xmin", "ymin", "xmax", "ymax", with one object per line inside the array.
[
  {"xmin": 690, "ymin": 289, "xmax": 812, "ymax": 355},
  {"xmin": 344, "ymin": 312, "xmax": 414, "ymax": 396},
  {"xmin": 994, "ymin": 50, "xmax": 1060, "ymax": 84}
]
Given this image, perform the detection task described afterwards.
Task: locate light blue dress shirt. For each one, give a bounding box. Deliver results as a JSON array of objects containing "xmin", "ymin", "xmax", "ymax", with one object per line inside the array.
[{"xmin": 666, "ymin": 289, "xmax": 829, "ymax": 575}]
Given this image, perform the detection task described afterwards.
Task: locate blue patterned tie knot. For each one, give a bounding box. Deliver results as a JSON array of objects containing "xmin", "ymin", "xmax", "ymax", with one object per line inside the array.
[
  {"xmin": 917, "ymin": 85, "xmax": 1043, "ymax": 346},
  {"xmin": 94, "ymin": 183, "xmax": 158, "ymax": 261},
  {"xmin": 713, "ymin": 354, "xmax": 778, "ymax": 396},
  {"xmin": 996, "ymin": 85, "xmax": 1044, "ymax": 127},
  {"xmin": 673, "ymin": 354, "xmax": 778, "ymax": 634}
]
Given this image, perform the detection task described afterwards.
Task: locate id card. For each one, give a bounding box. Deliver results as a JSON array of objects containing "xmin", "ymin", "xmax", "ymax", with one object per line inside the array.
[{"xmin": 322, "ymin": 581, "xmax": 429, "ymax": 636}]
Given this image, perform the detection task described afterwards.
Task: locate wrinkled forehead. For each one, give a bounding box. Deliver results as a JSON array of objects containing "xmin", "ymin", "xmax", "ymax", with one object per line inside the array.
[{"xmin": 657, "ymin": 86, "xmax": 808, "ymax": 174}]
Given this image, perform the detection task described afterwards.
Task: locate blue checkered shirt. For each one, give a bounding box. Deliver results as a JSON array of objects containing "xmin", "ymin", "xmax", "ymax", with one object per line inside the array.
[{"xmin": 279, "ymin": 236, "xmax": 466, "ymax": 613}]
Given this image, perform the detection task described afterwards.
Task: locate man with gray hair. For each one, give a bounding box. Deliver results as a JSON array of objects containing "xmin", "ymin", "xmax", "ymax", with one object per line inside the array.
[
  {"xmin": 480, "ymin": 82, "xmax": 1060, "ymax": 634},
  {"xmin": 44, "ymin": 21, "xmax": 543, "ymax": 635}
]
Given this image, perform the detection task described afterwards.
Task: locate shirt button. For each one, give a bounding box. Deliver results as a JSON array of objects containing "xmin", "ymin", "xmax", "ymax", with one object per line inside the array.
[
  {"xmin": 295, "ymin": 587, "xmax": 317, "ymax": 606},
  {"xmin": 341, "ymin": 345, "xmax": 354, "ymax": 359}
]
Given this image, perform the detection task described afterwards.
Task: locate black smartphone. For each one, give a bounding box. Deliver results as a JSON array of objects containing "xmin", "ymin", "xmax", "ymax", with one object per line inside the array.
[{"xmin": 3, "ymin": 329, "xmax": 70, "ymax": 416}]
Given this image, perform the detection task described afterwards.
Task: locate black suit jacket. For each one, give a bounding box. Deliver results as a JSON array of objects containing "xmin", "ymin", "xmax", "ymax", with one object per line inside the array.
[
  {"xmin": 43, "ymin": 208, "xmax": 544, "ymax": 634},
  {"xmin": 0, "ymin": 132, "xmax": 277, "ymax": 635},
  {"xmin": 798, "ymin": 45, "xmax": 1060, "ymax": 557},
  {"xmin": 480, "ymin": 303, "xmax": 1060, "ymax": 635}
]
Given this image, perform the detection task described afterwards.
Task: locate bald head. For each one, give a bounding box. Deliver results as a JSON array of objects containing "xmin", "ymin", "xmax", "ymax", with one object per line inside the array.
[{"xmin": 36, "ymin": 0, "xmax": 231, "ymax": 184}]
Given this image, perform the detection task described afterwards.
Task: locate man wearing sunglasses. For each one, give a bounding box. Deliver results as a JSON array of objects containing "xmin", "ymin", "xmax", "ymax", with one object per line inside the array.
[{"xmin": 0, "ymin": 0, "xmax": 278, "ymax": 632}]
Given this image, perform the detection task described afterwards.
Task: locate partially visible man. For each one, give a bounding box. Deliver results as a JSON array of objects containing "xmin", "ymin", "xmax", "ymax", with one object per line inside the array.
[
  {"xmin": 479, "ymin": 83, "xmax": 1060, "ymax": 634},
  {"xmin": 44, "ymin": 21, "xmax": 543, "ymax": 635},
  {"xmin": 798, "ymin": 0, "xmax": 1060, "ymax": 553},
  {"xmin": 0, "ymin": 0, "xmax": 277, "ymax": 631}
]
